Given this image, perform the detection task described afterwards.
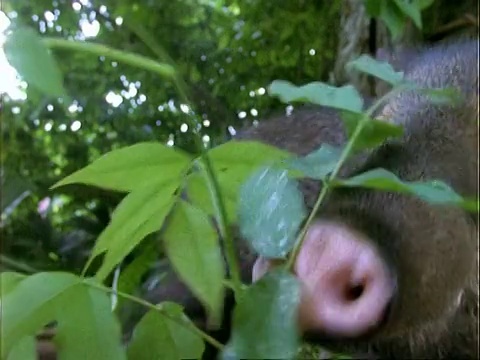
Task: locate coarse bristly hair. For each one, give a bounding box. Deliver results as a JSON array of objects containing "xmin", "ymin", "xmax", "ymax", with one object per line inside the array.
[{"xmin": 299, "ymin": 39, "xmax": 479, "ymax": 360}]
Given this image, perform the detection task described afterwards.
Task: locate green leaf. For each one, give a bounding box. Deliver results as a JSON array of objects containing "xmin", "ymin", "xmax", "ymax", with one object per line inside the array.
[
  {"xmin": 223, "ymin": 269, "xmax": 301, "ymax": 359},
  {"xmin": 185, "ymin": 172, "xmax": 238, "ymax": 224},
  {"xmin": 364, "ymin": 0, "xmax": 382, "ymax": 16},
  {"xmin": 340, "ymin": 111, "xmax": 404, "ymax": 150},
  {"xmin": 218, "ymin": 34, "xmax": 231, "ymax": 50},
  {"xmin": 238, "ymin": 167, "xmax": 307, "ymax": 258},
  {"xmin": 184, "ymin": 172, "xmax": 215, "ymax": 215},
  {"xmin": 115, "ymin": 241, "xmax": 159, "ymax": 312},
  {"xmin": 379, "ymin": 1, "xmax": 408, "ymax": 40},
  {"xmin": 92, "ymin": 182, "xmax": 178, "ymax": 281},
  {"xmin": 346, "ymin": 54, "xmax": 404, "ymax": 85},
  {"xmin": 335, "ymin": 168, "xmax": 479, "ymax": 212},
  {"xmin": 127, "ymin": 302, "xmax": 205, "ymax": 360},
  {"xmin": 53, "ymin": 280, "xmax": 126, "ymax": 360},
  {"xmin": 52, "ymin": 142, "xmax": 192, "ymax": 193},
  {"xmin": 417, "ymin": 0, "xmax": 435, "ymax": 10},
  {"xmin": 393, "ymin": 0, "xmax": 423, "ymax": 29},
  {"xmin": 1, "ymin": 272, "xmax": 81, "ymax": 356},
  {"xmin": 7, "ymin": 336, "xmax": 36, "ymax": 360},
  {"xmin": 419, "ymin": 87, "xmax": 462, "ymax": 106},
  {"xmin": 163, "ymin": 201, "xmax": 225, "ymax": 323},
  {"xmin": 287, "ymin": 144, "xmax": 343, "ymax": 180},
  {"xmin": 4, "ymin": 27, "xmax": 66, "ymax": 98},
  {"xmin": 207, "ymin": 140, "xmax": 292, "ymax": 173},
  {"xmin": 216, "ymin": 170, "xmax": 252, "ymax": 198},
  {"xmin": 206, "ymin": 141, "xmax": 293, "ymax": 221},
  {"xmin": 2, "ymin": 273, "xmax": 126, "ymax": 360},
  {"xmin": 0, "ymin": 272, "xmax": 27, "ymax": 298},
  {"xmin": 1, "ymin": 170, "xmax": 36, "ymax": 216},
  {"xmin": 269, "ymin": 80, "xmax": 364, "ymax": 113}
]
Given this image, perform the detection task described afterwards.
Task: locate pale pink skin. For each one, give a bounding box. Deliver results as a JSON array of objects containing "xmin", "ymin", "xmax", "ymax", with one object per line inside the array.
[{"xmin": 252, "ymin": 220, "xmax": 395, "ymax": 338}]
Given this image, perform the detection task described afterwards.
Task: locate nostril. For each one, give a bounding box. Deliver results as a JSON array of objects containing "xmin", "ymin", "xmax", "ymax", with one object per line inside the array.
[
  {"xmin": 345, "ymin": 283, "xmax": 365, "ymax": 301},
  {"xmin": 333, "ymin": 267, "xmax": 369, "ymax": 303}
]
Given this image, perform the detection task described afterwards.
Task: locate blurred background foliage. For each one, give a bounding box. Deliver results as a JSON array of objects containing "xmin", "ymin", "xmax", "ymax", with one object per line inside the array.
[
  {"xmin": 0, "ymin": 0, "xmax": 477, "ymax": 288},
  {"xmin": 1, "ymin": 0, "xmax": 343, "ymax": 275}
]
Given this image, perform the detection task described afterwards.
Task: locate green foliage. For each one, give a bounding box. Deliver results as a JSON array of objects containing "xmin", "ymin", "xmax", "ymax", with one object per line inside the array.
[
  {"xmin": 163, "ymin": 201, "xmax": 225, "ymax": 324},
  {"xmin": 223, "ymin": 269, "xmax": 301, "ymax": 360},
  {"xmin": 340, "ymin": 112, "xmax": 404, "ymax": 151},
  {"xmin": 114, "ymin": 241, "xmax": 160, "ymax": 312},
  {"xmin": 0, "ymin": 272, "xmax": 125, "ymax": 359},
  {"xmin": 1, "ymin": 171, "xmax": 36, "ymax": 216},
  {"xmin": 420, "ymin": 87, "xmax": 463, "ymax": 105},
  {"xmin": 2, "ymin": 1, "xmax": 477, "ymax": 359},
  {"xmin": 269, "ymin": 80, "xmax": 364, "ymax": 113},
  {"xmin": 4, "ymin": 27, "xmax": 66, "ymax": 98},
  {"xmin": 238, "ymin": 167, "xmax": 307, "ymax": 259},
  {"xmin": 296, "ymin": 344, "xmax": 353, "ymax": 360},
  {"xmin": 207, "ymin": 140, "xmax": 292, "ymax": 188},
  {"xmin": 287, "ymin": 144, "xmax": 343, "ymax": 180},
  {"xmin": 7, "ymin": 336, "xmax": 36, "ymax": 360},
  {"xmin": 2, "ymin": 0, "xmax": 339, "ymax": 274},
  {"xmin": 334, "ymin": 168, "xmax": 479, "ymax": 211},
  {"xmin": 90, "ymin": 181, "xmax": 178, "ymax": 281},
  {"xmin": 364, "ymin": 0, "xmax": 435, "ymax": 39},
  {"xmin": 185, "ymin": 172, "xmax": 238, "ymax": 223},
  {"xmin": 127, "ymin": 302, "xmax": 205, "ymax": 360},
  {"xmin": 208, "ymin": 141, "xmax": 292, "ymax": 170},
  {"xmin": 346, "ymin": 54, "xmax": 404, "ymax": 85},
  {"xmin": 0, "ymin": 272, "xmax": 26, "ymax": 296},
  {"xmin": 200, "ymin": 140, "xmax": 293, "ymax": 222},
  {"xmin": 52, "ymin": 142, "xmax": 192, "ymax": 193},
  {"xmin": 44, "ymin": 37, "xmax": 176, "ymax": 80},
  {"xmin": 53, "ymin": 279, "xmax": 126, "ymax": 360},
  {"xmin": 392, "ymin": 0, "xmax": 434, "ymax": 28}
]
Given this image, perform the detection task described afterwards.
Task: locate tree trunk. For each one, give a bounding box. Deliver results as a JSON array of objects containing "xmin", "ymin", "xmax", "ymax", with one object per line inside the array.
[{"xmin": 332, "ymin": 0, "xmax": 478, "ymax": 98}]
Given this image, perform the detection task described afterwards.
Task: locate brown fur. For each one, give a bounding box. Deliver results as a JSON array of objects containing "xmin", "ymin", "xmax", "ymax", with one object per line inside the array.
[{"xmin": 236, "ymin": 39, "xmax": 479, "ymax": 359}]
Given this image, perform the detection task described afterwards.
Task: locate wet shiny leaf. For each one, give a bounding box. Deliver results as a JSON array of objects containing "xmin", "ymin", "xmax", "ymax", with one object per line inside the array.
[
  {"xmin": 222, "ymin": 269, "xmax": 301, "ymax": 359},
  {"xmin": 335, "ymin": 168, "xmax": 478, "ymax": 212},
  {"xmin": 92, "ymin": 182, "xmax": 178, "ymax": 281},
  {"xmin": 2, "ymin": 273, "xmax": 126, "ymax": 360},
  {"xmin": 53, "ymin": 142, "xmax": 191, "ymax": 193},
  {"xmin": 4, "ymin": 27, "xmax": 66, "ymax": 98},
  {"xmin": 163, "ymin": 201, "xmax": 225, "ymax": 324},
  {"xmin": 287, "ymin": 144, "xmax": 342, "ymax": 180},
  {"xmin": 186, "ymin": 171, "xmax": 238, "ymax": 224},
  {"xmin": 127, "ymin": 302, "xmax": 204, "ymax": 360},
  {"xmin": 340, "ymin": 112, "xmax": 404, "ymax": 150},
  {"xmin": 6, "ymin": 336, "xmax": 35, "ymax": 360},
  {"xmin": 346, "ymin": 54, "xmax": 404, "ymax": 85},
  {"xmin": 238, "ymin": 167, "xmax": 307, "ymax": 258},
  {"xmin": 269, "ymin": 80, "xmax": 363, "ymax": 113}
]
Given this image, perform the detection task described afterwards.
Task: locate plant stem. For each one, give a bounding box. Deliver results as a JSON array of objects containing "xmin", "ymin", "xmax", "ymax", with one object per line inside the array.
[
  {"xmin": 125, "ymin": 20, "xmax": 243, "ymax": 297},
  {"xmin": 43, "ymin": 38, "xmax": 175, "ymax": 80},
  {"xmin": 87, "ymin": 281, "xmax": 225, "ymax": 351},
  {"xmin": 287, "ymin": 89, "xmax": 402, "ymax": 270},
  {"xmin": 44, "ymin": 32, "xmax": 243, "ymax": 297},
  {"xmin": 0, "ymin": 254, "xmax": 39, "ymax": 274},
  {"xmin": 200, "ymin": 159, "xmax": 242, "ymax": 293}
]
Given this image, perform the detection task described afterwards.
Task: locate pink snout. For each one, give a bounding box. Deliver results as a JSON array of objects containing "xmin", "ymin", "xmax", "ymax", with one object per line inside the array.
[{"xmin": 252, "ymin": 220, "xmax": 395, "ymax": 338}]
